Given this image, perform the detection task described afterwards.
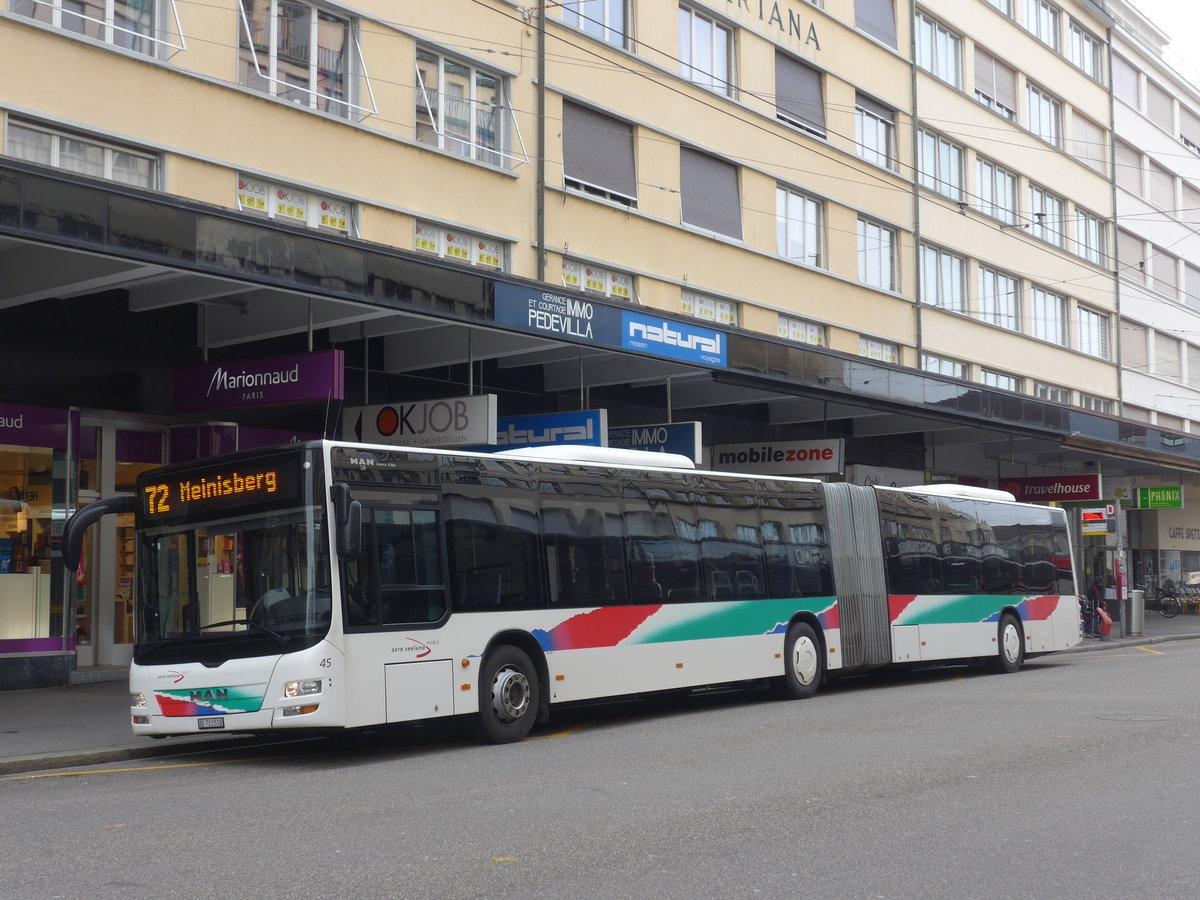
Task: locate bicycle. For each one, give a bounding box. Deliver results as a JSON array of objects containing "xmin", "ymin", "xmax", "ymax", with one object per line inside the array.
[{"xmin": 1159, "ymin": 587, "xmax": 1181, "ymax": 618}]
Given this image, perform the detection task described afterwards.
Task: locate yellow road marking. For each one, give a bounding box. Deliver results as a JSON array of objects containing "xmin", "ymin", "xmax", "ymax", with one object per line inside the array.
[
  {"xmin": 2, "ymin": 755, "xmax": 289, "ymax": 781},
  {"xmin": 1135, "ymin": 646, "xmax": 1166, "ymax": 655},
  {"xmin": 492, "ymin": 857, "xmax": 519, "ymax": 862},
  {"xmin": 527, "ymin": 723, "xmax": 590, "ymax": 740}
]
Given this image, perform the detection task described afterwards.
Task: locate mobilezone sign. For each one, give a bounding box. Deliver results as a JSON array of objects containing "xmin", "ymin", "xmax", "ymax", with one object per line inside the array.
[{"xmin": 494, "ymin": 283, "xmax": 727, "ymax": 367}]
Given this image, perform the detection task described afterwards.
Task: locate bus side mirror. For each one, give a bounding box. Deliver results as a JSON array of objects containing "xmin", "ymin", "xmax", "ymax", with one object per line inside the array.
[
  {"xmin": 61, "ymin": 495, "xmax": 138, "ymax": 577},
  {"xmin": 331, "ymin": 483, "xmax": 361, "ymax": 560}
]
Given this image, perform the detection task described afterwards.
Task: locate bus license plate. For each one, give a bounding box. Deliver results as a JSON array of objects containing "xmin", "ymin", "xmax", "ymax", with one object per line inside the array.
[{"xmin": 197, "ymin": 717, "xmax": 225, "ymax": 730}]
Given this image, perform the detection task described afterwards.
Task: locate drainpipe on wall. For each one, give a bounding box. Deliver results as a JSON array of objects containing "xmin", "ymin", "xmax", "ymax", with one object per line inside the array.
[
  {"xmin": 536, "ymin": 4, "xmax": 547, "ymax": 282},
  {"xmin": 1106, "ymin": 27, "xmax": 1123, "ymax": 415},
  {"xmin": 909, "ymin": 3, "xmax": 923, "ymax": 371}
]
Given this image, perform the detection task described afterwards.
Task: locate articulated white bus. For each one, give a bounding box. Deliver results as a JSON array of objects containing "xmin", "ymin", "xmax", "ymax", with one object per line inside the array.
[{"xmin": 63, "ymin": 440, "xmax": 1080, "ymax": 743}]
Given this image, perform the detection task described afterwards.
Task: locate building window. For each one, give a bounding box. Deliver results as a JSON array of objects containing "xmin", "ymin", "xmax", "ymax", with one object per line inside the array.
[
  {"xmin": 916, "ymin": 13, "xmax": 960, "ymax": 87},
  {"xmin": 778, "ymin": 315, "xmax": 826, "ymax": 347},
  {"xmin": 1147, "ymin": 79, "xmax": 1174, "ymax": 133},
  {"xmin": 855, "ymin": 0, "xmax": 896, "ymax": 48},
  {"xmin": 1079, "ymin": 307, "xmax": 1111, "ymax": 360},
  {"xmin": 981, "ymin": 369, "xmax": 1021, "ymax": 392},
  {"xmin": 855, "ymin": 93, "xmax": 895, "ymax": 169},
  {"xmin": 11, "ymin": 0, "xmax": 184, "ymax": 55},
  {"xmin": 1114, "ymin": 140, "xmax": 1141, "ymax": 194},
  {"xmin": 1030, "ymin": 286, "xmax": 1066, "ymax": 346},
  {"xmin": 985, "ymin": 0, "xmax": 1012, "ymax": 13},
  {"xmin": 1071, "ymin": 114, "xmax": 1106, "ymax": 173},
  {"xmin": 416, "ymin": 48, "xmax": 510, "ymax": 165},
  {"xmin": 921, "ymin": 353, "xmax": 967, "ymax": 379},
  {"xmin": 978, "ymin": 266, "xmax": 1019, "ymax": 330},
  {"xmin": 1154, "ymin": 332, "xmax": 1181, "ymax": 381},
  {"xmin": 1112, "ymin": 53, "xmax": 1139, "ymax": 107},
  {"xmin": 775, "ymin": 52, "xmax": 825, "ymax": 137},
  {"xmin": 1147, "ymin": 159, "xmax": 1175, "ymax": 209},
  {"xmin": 238, "ymin": 0, "xmax": 369, "ymax": 120},
  {"xmin": 977, "ymin": 157, "xmax": 1018, "ymax": 224},
  {"xmin": 859, "ymin": 338, "xmax": 899, "ymax": 364},
  {"xmin": 562, "ymin": 102, "xmax": 637, "ymax": 206},
  {"xmin": 1035, "ymin": 382, "xmax": 1070, "ymax": 404},
  {"xmin": 561, "ymin": 0, "xmax": 627, "ymax": 48},
  {"xmin": 857, "ymin": 218, "xmax": 896, "ymax": 291},
  {"xmin": 1075, "ymin": 208, "xmax": 1107, "ymax": 266},
  {"xmin": 562, "ymin": 260, "xmax": 634, "ymax": 299},
  {"xmin": 917, "ymin": 130, "xmax": 963, "ymax": 200},
  {"xmin": 920, "ymin": 244, "xmax": 965, "ymax": 312},
  {"xmin": 1028, "ymin": 83, "xmax": 1062, "ymax": 147},
  {"xmin": 682, "ymin": 290, "xmax": 738, "ymax": 326},
  {"xmin": 415, "ymin": 221, "xmax": 504, "ymax": 269},
  {"xmin": 236, "ymin": 175, "xmax": 354, "ymax": 234},
  {"xmin": 1180, "ymin": 107, "xmax": 1200, "ymax": 154},
  {"xmin": 1028, "ymin": 184, "xmax": 1065, "ymax": 248},
  {"xmin": 1152, "ymin": 247, "xmax": 1179, "ymax": 301},
  {"xmin": 679, "ymin": 5, "xmax": 732, "ymax": 96},
  {"xmin": 776, "ymin": 185, "xmax": 823, "ymax": 267},
  {"xmin": 1078, "ymin": 394, "xmax": 1112, "ymax": 414},
  {"xmin": 6, "ymin": 119, "xmax": 158, "ymax": 189},
  {"xmin": 1025, "ymin": 0, "xmax": 1060, "ymax": 51},
  {"xmin": 1188, "ymin": 344, "xmax": 1200, "ymax": 390},
  {"xmin": 1069, "ymin": 21, "xmax": 1103, "ymax": 80},
  {"xmin": 680, "ymin": 147, "xmax": 741, "ymax": 239},
  {"xmin": 974, "ymin": 48, "xmax": 1016, "ymax": 120},
  {"xmin": 1116, "ymin": 229, "xmax": 1144, "ymax": 282},
  {"xmin": 1121, "ymin": 321, "xmax": 1148, "ymax": 373},
  {"xmin": 1187, "ymin": 262, "xmax": 1200, "ymax": 311}
]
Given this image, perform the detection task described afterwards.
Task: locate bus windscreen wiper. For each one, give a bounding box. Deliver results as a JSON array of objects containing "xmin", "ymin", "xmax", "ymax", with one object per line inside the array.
[{"xmin": 198, "ymin": 619, "xmax": 291, "ymax": 644}]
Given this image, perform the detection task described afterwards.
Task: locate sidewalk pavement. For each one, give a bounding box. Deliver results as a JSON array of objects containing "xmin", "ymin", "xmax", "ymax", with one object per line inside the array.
[{"xmin": 3, "ymin": 613, "xmax": 1199, "ymax": 776}]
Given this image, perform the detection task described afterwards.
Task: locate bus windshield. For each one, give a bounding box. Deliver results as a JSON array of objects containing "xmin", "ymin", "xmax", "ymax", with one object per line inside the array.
[{"xmin": 135, "ymin": 507, "xmax": 332, "ymax": 665}]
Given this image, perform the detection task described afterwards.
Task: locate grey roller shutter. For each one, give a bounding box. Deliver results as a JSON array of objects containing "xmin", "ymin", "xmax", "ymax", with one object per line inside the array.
[
  {"xmin": 775, "ymin": 52, "xmax": 825, "ymax": 136},
  {"xmin": 975, "ymin": 47, "xmax": 1015, "ymax": 110},
  {"xmin": 855, "ymin": 0, "xmax": 897, "ymax": 49},
  {"xmin": 680, "ymin": 147, "xmax": 742, "ymax": 240},
  {"xmin": 562, "ymin": 101, "xmax": 637, "ymax": 202}
]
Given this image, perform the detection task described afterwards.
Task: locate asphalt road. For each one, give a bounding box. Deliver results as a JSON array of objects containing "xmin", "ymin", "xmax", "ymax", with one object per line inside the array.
[{"xmin": 3, "ymin": 641, "xmax": 1199, "ymax": 900}]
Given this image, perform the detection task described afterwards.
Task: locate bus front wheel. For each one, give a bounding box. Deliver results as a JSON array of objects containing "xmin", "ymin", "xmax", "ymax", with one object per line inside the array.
[
  {"xmin": 993, "ymin": 613, "xmax": 1025, "ymax": 674},
  {"xmin": 475, "ymin": 645, "xmax": 540, "ymax": 744},
  {"xmin": 772, "ymin": 621, "xmax": 823, "ymax": 700}
]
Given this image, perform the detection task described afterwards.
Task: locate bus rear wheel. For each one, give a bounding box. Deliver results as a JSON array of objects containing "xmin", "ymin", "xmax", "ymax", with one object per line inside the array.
[
  {"xmin": 772, "ymin": 621, "xmax": 823, "ymax": 700},
  {"xmin": 475, "ymin": 645, "xmax": 540, "ymax": 744},
  {"xmin": 993, "ymin": 613, "xmax": 1025, "ymax": 674}
]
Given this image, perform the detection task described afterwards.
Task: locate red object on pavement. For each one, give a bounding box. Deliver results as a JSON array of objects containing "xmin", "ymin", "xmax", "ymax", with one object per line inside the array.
[{"xmin": 1097, "ymin": 605, "xmax": 1112, "ymax": 636}]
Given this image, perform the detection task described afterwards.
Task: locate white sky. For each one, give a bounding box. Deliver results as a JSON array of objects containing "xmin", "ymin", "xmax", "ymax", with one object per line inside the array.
[{"xmin": 1125, "ymin": 0, "xmax": 1200, "ymax": 86}]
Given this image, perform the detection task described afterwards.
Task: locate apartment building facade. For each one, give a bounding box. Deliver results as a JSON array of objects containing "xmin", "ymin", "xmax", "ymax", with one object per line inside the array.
[{"xmin": 0, "ymin": 0, "xmax": 1195, "ymax": 686}]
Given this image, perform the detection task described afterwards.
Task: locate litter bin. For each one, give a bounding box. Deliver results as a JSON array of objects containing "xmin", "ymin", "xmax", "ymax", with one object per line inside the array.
[{"xmin": 1128, "ymin": 589, "xmax": 1144, "ymax": 638}]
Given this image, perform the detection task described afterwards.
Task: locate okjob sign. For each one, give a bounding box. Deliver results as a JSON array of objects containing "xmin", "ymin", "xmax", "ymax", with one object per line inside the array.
[{"xmin": 345, "ymin": 395, "xmax": 498, "ymax": 447}]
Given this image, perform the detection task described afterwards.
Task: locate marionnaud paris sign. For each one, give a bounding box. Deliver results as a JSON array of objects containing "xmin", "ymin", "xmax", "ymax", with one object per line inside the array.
[
  {"xmin": 175, "ymin": 350, "xmax": 344, "ymax": 412},
  {"xmin": 494, "ymin": 283, "xmax": 727, "ymax": 367},
  {"xmin": 345, "ymin": 395, "xmax": 498, "ymax": 447}
]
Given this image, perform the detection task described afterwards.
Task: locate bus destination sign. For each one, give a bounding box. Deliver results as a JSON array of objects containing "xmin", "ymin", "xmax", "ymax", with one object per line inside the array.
[{"xmin": 139, "ymin": 454, "xmax": 302, "ymax": 524}]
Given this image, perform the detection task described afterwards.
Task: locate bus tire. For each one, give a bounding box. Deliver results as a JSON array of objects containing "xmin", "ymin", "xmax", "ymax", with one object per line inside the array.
[
  {"xmin": 772, "ymin": 621, "xmax": 823, "ymax": 700},
  {"xmin": 993, "ymin": 613, "xmax": 1024, "ymax": 674},
  {"xmin": 475, "ymin": 645, "xmax": 540, "ymax": 744}
]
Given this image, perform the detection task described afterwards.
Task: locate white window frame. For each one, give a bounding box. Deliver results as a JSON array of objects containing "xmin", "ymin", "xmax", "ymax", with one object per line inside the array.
[
  {"xmin": 985, "ymin": 0, "xmax": 1012, "ymax": 16},
  {"xmin": 1078, "ymin": 394, "xmax": 1112, "ymax": 413},
  {"xmin": 1069, "ymin": 21, "xmax": 1102, "ymax": 80},
  {"xmin": 1031, "ymin": 286, "xmax": 1066, "ymax": 346},
  {"xmin": 857, "ymin": 218, "xmax": 896, "ymax": 291},
  {"xmin": 921, "ymin": 353, "xmax": 968, "ymax": 379},
  {"xmin": 236, "ymin": 174, "xmax": 356, "ymax": 235},
  {"xmin": 981, "ymin": 369, "xmax": 1022, "ymax": 392},
  {"xmin": 238, "ymin": 0, "xmax": 376, "ymax": 119},
  {"xmin": 561, "ymin": 0, "xmax": 628, "ymax": 48},
  {"xmin": 1078, "ymin": 307, "xmax": 1111, "ymax": 360},
  {"xmin": 682, "ymin": 290, "xmax": 738, "ymax": 326},
  {"xmin": 920, "ymin": 243, "xmax": 966, "ymax": 312},
  {"xmin": 415, "ymin": 221, "xmax": 505, "ymax": 269},
  {"xmin": 918, "ymin": 130, "xmax": 963, "ymax": 200},
  {"xmin": 1025, "ymin": 0, "xmax": 1060, "ymax": 51},
  {"xmin": 778, "ymin": 315, "xmax": 826, "ymax": 347},
  {"xmin": 1035, "ymin": 382, "xmax": 1071, "ymax": 404},
  {"xmin": 776, "ymin": 185, "xmax": 824, "ymax": 267},
  {"xmin": 859, "ymin": 337, "xmax": 899, "ymax": 364},
  {"xmin": 978, "ymin": 266, "xmax": 1020, "ymax": 330},
  {"xmin": 855, "ymin": 97, "xmax": 896, "ymax": 169},
  {"xmin": 562, "ymin": 259, "xmax": 634, "ymax": 300},
  {"xmin": 915, "ymin": 12, "xmax": 961, "ymax": 87},
  {"xmin": 1028, "ymin": 83, "xmax": 1062, "ymax": 147},
  {"xmin": 415, "ymin": 47, "xmax": 526, "ymax": 166},
  {"xmin": 7, "ymin": 119, "xmax": 159, "ymax": 189},
  {"xmin": 12, "ymin": 0, "xmax": 186, "ymax": 55},
  {"xmin": 679, "ymin": 5, "xmax": 733, "ymax": 96},
  {"xmin": 1028, "ymin": 184, "xmax": 1065, "ymax": 247},
  {"xmin": 977, "ymin": 157, "xmax": 1018, "ymax": 225},
  {"xmin": 1075, "ymin": 208, "xmax": 1107, "ymax": 265}
]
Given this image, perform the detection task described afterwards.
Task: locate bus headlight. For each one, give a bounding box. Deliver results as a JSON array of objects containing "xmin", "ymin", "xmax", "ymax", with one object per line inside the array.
[
  {"xmin": 130, "ymin": 692, "xmax": 146, "ymax": 708},
  {"xmin": 282, "ymin": 704, "xmax": 320, "ymax": 717},
  {"xmin": 284, "ymin": 679, "xmax": 322, "ymax": 698}
]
